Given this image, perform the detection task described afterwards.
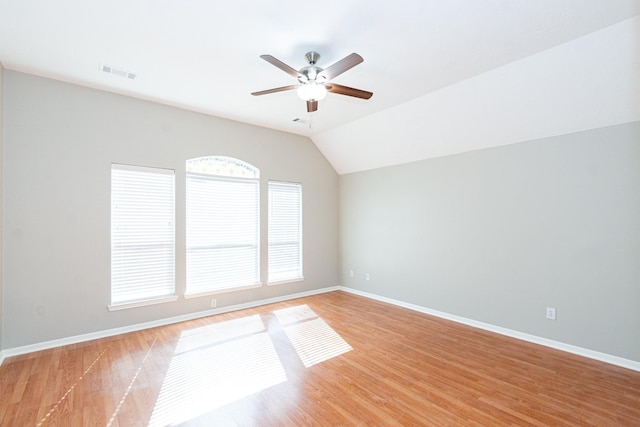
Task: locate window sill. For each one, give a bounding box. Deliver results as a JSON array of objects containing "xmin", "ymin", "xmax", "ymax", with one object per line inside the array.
[
  {"xmin": 184, "ymin": 282, "xmax": 262, "ymax": 299},
  {"xmin": 108, "ymin": 295, "xmax": 178, "ymax": 311},
  {"xmin": 267, "ymin": 277, "xmax": 304, "ymax": 286}
]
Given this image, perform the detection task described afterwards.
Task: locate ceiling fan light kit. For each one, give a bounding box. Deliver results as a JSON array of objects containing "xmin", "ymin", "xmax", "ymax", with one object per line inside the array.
[
  {"xmin": 252, "ymin": 51, "xmax": 373, "ymax": 113},
  {"xmin": 297, "ymin": 83, "xmax": 327, "ymax": 101}
]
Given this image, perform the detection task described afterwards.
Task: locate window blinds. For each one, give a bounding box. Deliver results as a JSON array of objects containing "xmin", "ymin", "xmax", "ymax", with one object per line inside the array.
[
  {"xmin": 186, "ymin": 174, "xmax": 260, "ymax": 294},
  {"xmin": 111, "ymin": 164, "xmax": 175, "ymax": 305},
  {"xmin": 268, "ymin": 181, "xmax": 302, "ymax": 283}
]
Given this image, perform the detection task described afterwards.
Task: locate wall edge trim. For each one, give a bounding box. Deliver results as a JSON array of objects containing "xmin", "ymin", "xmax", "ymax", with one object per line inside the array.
[
  {"xmin": 0, "ymin": 286, "xmax": 340, "ymax": 363},
  {"xmin": 339, "ymin": 287, "xmax": 640, "ymax": 372}
]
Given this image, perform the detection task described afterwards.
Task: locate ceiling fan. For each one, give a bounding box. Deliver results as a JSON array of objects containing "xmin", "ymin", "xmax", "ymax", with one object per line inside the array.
[{"xmin": 251, "ymin": 51, "xmax": 373, "ymax": 113}]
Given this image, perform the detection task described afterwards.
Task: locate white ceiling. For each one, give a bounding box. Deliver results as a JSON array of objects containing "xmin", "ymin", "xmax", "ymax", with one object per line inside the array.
[{"xmin": 1, "ymin": 0, "xmax": 639, "ymax": 174}]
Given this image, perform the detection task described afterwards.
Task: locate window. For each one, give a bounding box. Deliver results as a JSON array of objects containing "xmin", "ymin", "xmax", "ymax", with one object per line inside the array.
[
  {"xmin": 186, "ymin": 156, "xmax": 260, "ymax": 295},
  {"xmin": 268, "ymin": 181, "xmax": 303, "ymax": 283},
  {"xmin": 111, "ymin": 164, "xmax": 176, "ymax": 308}
]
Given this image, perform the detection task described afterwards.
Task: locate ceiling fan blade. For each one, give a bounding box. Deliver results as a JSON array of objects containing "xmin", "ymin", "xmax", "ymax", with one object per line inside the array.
[
  {"xmin": 251, "ymin": 85, "xmax": 297, "ymax": 96},
  {"xmin": 326, "ymin": 83, "xmax": 373, "ymax": 100},
  {"xmin": 318, "ymin": 53, "xmax": 363, "ymax": 80},
  {"xmin": 307, "ymin": 100, "xmax": 318, "ymax": 112},
  {"xmin": 260, "ymin": 55, "xmax": 301, "ymax": 79}
]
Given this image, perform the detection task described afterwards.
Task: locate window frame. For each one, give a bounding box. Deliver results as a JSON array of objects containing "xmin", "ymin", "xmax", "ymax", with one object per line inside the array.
[
  {"xmin": 185, "ymin": 157, "xmax": 261, "ymax": 297},
  {"xmin": 109, "ymin": 163, "xmax": 177, "ymax": 310},
  {"xmin": 268, "ymin": 180, "xmax": 303, "ymax": 285}
]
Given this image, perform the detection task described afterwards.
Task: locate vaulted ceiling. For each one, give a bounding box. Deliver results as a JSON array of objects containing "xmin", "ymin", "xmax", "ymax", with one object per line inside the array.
[{"xmin": 1, "ymin": 0, "xmax": 639, "ymax": 173}]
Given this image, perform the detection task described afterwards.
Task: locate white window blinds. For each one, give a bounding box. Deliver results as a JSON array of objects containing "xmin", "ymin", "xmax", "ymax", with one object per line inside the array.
[
  {"xmin": 111, "ymin": 164, "xmax": 175, "ymax": 306},
  {"xmin": 186, "ymin": 158, "xmax": 260, "ymax": 295},
  {"xmin": 268, "ymin": 181, "xmax": 303, "ymax": 283}
]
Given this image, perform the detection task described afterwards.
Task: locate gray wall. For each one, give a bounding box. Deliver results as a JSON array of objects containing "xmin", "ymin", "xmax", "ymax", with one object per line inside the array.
[
  {"xmin": 2, "ymin": 70, "xmax": 338, "ymax": 349},
  {"xmin": 340, "ymin": 121, "xmax": 640, "ymax": 362}
]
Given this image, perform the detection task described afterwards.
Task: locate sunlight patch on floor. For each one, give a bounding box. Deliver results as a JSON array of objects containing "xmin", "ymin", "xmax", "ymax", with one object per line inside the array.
[
  {"xmin": 148, "ymin": 305, "xmax": 352, "ymax": 425},
  {"xmin": 148, "ymin": 318, "xmax": 286, "ymax": 426},
  {"xmin": 279, "ymin": 307, "xmax": 353, "ymax": 368},
  {"xmin": 174, "ymin": 314, "xmax": 266, "ymax": 354},
  {"xmin": 273, "ymin": 304, "xmax": 318, "ymax": 326}
]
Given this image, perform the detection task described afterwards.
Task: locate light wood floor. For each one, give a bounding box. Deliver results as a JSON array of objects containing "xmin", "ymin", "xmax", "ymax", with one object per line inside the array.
[{"xmin": 1, "ymin": 291, "xmax": 639, "ymax": 426}]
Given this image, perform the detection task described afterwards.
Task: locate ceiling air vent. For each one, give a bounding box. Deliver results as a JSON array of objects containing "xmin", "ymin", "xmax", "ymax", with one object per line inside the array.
[{"xmin": 101, "ymin": 64, "xmax": 137, "ymax": 80}]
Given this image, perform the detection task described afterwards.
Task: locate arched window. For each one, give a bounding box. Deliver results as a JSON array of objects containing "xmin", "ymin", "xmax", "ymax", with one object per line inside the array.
[
  {"xmin": 186, "ymin": 156, "xmax": 259, "ymax": 178},
  {"xmin": 185, "ymin": 156, "xmax": 260, "ymax": 295}
]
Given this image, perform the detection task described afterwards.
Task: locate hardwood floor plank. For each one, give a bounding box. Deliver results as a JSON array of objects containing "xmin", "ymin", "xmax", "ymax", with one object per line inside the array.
[{"xmin": 1, "ymin": 291, "xmax": 640, "ymax": 426}]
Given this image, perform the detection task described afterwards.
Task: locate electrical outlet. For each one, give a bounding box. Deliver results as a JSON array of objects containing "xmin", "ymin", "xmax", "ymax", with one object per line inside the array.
[
  {"xmin": 211, "ymin": 299, "xmax": 217, "ymax": 308},
  {"xmin": 349, "ymin": 270, "xmax": 354, "ymax": 277},
  {"xmin": 366, "ymin": 273, "xmax": 370, "ymax": 281},
  {"xmin": 546, "ymin": 307, "xmax": 556, "ymax": 320}
]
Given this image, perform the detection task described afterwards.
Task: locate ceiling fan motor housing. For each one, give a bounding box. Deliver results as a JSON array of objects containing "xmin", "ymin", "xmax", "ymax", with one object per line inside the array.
[
  {"xmin": 298, "ymin": 66, "xmax": 324, "ymax": 84},
  {"xmin": 298, "ymin": 52, "xmax": 325, "ymax": 84}
]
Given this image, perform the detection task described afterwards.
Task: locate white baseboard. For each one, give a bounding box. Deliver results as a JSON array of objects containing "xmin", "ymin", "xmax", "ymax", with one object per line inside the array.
[
  {"xmin": 4, "ymin": 285, "xmax": 638, "ymax": 372},
  {"xmin": 340, "ymin": 287, "xmax": 640, "ymax": 372},
  {"xmin": 0, "ymin": 286, "xmax": 341, "ymax": 364}
]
